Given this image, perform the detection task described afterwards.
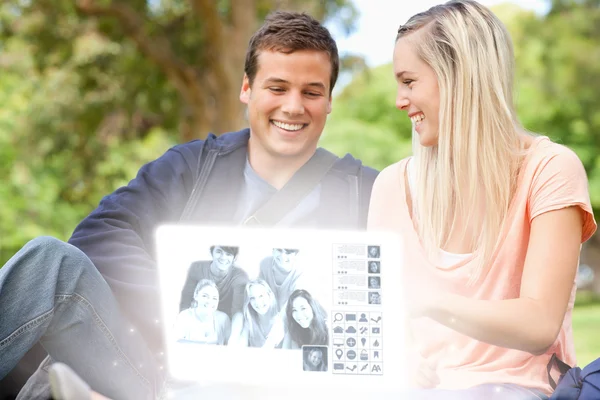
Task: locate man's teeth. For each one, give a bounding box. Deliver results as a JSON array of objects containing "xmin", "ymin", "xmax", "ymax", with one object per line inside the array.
[
  {"xmin": 273, "ymin": 121, "xmax": 304, "ymax": 131},
  {"xmin": 410, "ymin": 114, "xmax": 425, "ymax": 124}
]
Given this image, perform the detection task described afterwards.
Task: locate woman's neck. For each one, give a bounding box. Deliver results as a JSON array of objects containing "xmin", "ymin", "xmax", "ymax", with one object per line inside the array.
[
  {"xmin": 193, "ymin": 309, "xmax": 213, "ymax": 323},
  {"xmin": 256, "ymin": 310, "xmax": 274, "ymax": 328}
]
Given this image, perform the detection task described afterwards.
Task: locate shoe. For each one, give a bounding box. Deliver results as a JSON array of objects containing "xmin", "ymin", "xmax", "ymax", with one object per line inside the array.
[{"xmin": 48, "ymin": 363, "xmax": 92, "ymax": 400}]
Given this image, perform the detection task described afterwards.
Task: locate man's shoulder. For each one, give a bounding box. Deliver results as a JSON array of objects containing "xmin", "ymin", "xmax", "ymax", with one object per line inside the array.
[
  {"xmin": 189, "ymin": 260, "xmax": 211, "ymax": 274},
  {"xmin": 231, "ymin": 266, "xmax": 250, "ymax": 280},
  {"xmin": 258, "ymin": 256, "xmax": 273, "ymax": 273},
  {"xmin": 170, "ymin": 128, "xmax": 250, "ymax": 157}
]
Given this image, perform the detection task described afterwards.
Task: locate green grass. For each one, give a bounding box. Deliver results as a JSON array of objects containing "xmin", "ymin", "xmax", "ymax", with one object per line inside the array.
[{"xmin": 573, "ymin": 292, "xmax": 600, "ymax": 367}]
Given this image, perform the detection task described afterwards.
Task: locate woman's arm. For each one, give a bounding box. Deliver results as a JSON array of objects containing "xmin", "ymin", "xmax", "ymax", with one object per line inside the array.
[
  {"xmin": 227, "ymin": 312, "xmax": 248, "ymax": 347},
  {"xmin": 422, "ymin": 206, "xmax": 583, "ymax": 355},
  {"xmin": 173, "ymin": 311, "xmax": 190, "ymax": 341},
  {"xmin": 216, "ymin": 312, "xmax": 232, "ymax": 345},
  {"xmin": 263, "ymin": 316, "xmax": 286, "ymax": 348}
]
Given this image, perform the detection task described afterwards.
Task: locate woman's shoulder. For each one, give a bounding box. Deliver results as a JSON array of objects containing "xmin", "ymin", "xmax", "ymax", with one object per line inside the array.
[
  {"xmin": 526, "ymin": 135, "xmax": 584, "ymax": 169},
  {"xmin": 372, "ymin": 157, "xmax": 412, "ymax": 187},
  {"xmin": 177, "ymin": 308, "xmax": 194, "ymax": 321},
  {"xmin": 215, "ymin": 310, "xmax": 231, "ymax": 323}
]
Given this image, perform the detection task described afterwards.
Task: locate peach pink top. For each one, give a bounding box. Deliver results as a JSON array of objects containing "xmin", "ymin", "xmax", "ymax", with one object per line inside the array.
[{"xmin": 367, "ymin": 136, "xmax": 596, "ymax": 395}]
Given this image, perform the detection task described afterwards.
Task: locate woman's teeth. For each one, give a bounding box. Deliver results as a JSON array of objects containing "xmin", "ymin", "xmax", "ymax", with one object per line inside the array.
[{"xmin": 410, "ymin": 114, "xmax": 425, "ymax": 124}]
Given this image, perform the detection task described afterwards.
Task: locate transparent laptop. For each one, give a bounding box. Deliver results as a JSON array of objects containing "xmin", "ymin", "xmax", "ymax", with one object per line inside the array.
[{"xmin": 155, "ymin": 225, "xmax": 408, "ymax": 399}]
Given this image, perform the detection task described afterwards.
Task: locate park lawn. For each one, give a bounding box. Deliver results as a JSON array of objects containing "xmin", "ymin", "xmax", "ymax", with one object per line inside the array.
[{"xmin": 572, "ymin": 296, "xmax": 600, "ymax": 367}]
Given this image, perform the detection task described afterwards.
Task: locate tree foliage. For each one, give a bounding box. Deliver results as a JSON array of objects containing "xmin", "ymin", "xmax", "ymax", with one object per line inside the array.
[
  {"xmin": 323, "ymin": 1, "xmax": 600, "ymax": 211},
  {"xmin": 2, "ymin": 0, "xmax": 600, "ymax": 268},
  {"xmin": 0, "ymin": 0, "xmax": 358, "ymax": 263},
  {"xmin": 0, "ymin": 0, "xmax": 358, "ymax": 142}
]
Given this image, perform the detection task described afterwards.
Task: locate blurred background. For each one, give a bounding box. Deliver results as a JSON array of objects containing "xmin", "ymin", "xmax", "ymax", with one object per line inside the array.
[{"xmin": 0, "ymin": 0, "xmax": 598, "ymax": 393}]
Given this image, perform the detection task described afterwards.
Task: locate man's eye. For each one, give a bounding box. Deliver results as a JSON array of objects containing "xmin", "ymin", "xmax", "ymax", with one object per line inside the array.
[{"xmin": 269, "ymin": 87, "xmax": 284, "ymax": 93}]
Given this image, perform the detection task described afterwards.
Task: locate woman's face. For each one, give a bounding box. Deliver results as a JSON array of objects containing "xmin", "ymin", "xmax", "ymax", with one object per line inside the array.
[
  {"xmin": 193, "ymin": 285, "xmax": 219, "ymax": 314},
  {"xmin": 292, "ymin": 296, "xmax": 314, "ymax": 329},
  {"xmin": 211, "ymin": 246, "xmax": 236, "ymax": 272},
  {"xmin": 393, "ymin": 34, "xmax": 440, "ymax": 147},
  {"xmin": 308, "ymin": 349, "xmax": 322, "ymax": 367},
  {"xmin": 249, "ymin": 284, "xmax": 271, "ymax": 315},
  {"xmin": 370, "ymin": 277, "xmax": 378, "ymax": 287}
]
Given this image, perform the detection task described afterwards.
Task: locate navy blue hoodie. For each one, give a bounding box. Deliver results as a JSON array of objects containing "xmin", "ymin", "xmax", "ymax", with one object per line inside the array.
[{"xmin": 68, "ymin": 129, "xmax": 378, "ymax": 353}]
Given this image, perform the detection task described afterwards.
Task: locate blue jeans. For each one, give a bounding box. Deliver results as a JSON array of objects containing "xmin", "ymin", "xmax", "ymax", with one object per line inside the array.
[
  {"xmin": 154, "ymin": 382, "xmax": 549, "ymax": 400},
  {"xmin": 408, "ymin": 383, "xmax": 548, "ymax": 399},
  {"xmin": 0, "ymin": 237, "xmax": 165, "ymax": 399}
]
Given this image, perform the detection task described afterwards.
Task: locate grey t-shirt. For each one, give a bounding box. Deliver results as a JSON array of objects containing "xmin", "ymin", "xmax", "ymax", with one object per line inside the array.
[{"xmin": 234, "ymin": 158, "xmax": 321, "ymax": 227}]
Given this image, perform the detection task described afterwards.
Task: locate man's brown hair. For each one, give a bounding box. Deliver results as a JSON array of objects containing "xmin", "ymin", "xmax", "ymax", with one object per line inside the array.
[{"xmin": 244, "ymin": 11, "xmax": 339, "ymax": 95}]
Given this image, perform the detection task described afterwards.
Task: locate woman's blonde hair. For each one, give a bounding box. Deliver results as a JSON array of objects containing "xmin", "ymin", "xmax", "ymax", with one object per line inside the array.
[{"xmin": 396, "ymin": 0, "xmax": 529, "ymax": 284}]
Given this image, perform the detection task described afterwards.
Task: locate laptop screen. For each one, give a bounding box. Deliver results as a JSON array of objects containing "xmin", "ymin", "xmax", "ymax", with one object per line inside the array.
[{"xmin": 155, "ymin": 225, "xmax": 408, "ymax": 394}]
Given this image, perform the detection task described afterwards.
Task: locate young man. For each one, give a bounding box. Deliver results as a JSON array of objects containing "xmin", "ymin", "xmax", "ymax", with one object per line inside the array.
[
  {"xmin": 1, "ymin": 11, "xmax": 377, "ymax": 400},
  {"xmin": 258, "ymin": 248, "xmax": 302, "ymax": 310},
  {"xmin": 178, "ymin": 246, "xmax": 248, "ymax": 317}
]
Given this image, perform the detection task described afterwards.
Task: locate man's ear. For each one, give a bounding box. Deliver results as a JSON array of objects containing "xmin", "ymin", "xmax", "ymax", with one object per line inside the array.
[
  {"xmin": 240, "ymin": 74, "xmax": 251, "ymax": 104},
  {"xmin": 326, "ymin": 95, "xmax": 332, "ymax": 114}
]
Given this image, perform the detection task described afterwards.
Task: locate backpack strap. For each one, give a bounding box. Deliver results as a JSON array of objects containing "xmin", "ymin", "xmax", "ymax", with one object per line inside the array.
[
  {"xmin": 547, "ymin": 353, "xmax": 573, "ymax": 389},
  {"xmin": 243, "ymin": 148, "xmax": 338, "ymax": 226}
]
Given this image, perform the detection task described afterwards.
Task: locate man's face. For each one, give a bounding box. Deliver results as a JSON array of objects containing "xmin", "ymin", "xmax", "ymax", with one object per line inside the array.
[
  {"xmin": 211, "ymin": 246, "xmax": 236, "ymax": 272},
  {"xmin": 370, "ymin": 293, "xmax": 380, "ymax": 303},
  {"xmin": 369, "ymin": 247, "xmax": 378, "ymax": 257},
  {"xmin": 370, "ymin": 262, "xmax": 378, "ymax": 273},
  {"xmin": 240, "ymin": 49, "xmax": 332, "ymax": 163},
  {"xmin": 273, "ymin": 248, "xmax": 299, "ymax": 272}
]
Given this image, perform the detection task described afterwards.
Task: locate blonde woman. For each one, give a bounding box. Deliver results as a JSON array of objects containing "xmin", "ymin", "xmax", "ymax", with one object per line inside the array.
[
  {"xmin": 174, "ymin": 279, "xmax": 231, "ymax": 345},
  {"xmin": 228, "ymin": 279, "xmax": 285, "ymax": 348},
  {"xmin": 368, "ymin": 1, "xmax": 596, "ymax": 399}
]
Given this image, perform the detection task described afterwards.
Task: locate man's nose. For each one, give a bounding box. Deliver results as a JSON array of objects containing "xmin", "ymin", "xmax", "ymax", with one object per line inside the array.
[{"xmin": 281, "ymin": 92, "xmax": 305, "ymax": 115}]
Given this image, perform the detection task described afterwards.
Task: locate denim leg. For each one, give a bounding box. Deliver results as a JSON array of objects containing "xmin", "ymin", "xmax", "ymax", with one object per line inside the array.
[
  {"xmin": 15, "ymin": 355, "xmax": 52, "ymax": 400},
  {"xmin": 0, "ymin": 236, "xmax": 164, "ymax": 400},
  {"xmin": 407, "ymin": 383, "xmax": 548, "ymax": 400}
]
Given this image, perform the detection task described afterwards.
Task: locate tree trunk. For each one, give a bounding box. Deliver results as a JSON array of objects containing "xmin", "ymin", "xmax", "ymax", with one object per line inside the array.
[{"xmin": 76, "ymin": 0, "xmax": 257, "ymax": 141}]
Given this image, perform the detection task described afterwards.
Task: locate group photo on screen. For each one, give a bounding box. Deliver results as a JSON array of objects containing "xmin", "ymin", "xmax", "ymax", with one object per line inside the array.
[{"xmin": 173, "ymin": 244, "xmax": 330, "ymax": 350}]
